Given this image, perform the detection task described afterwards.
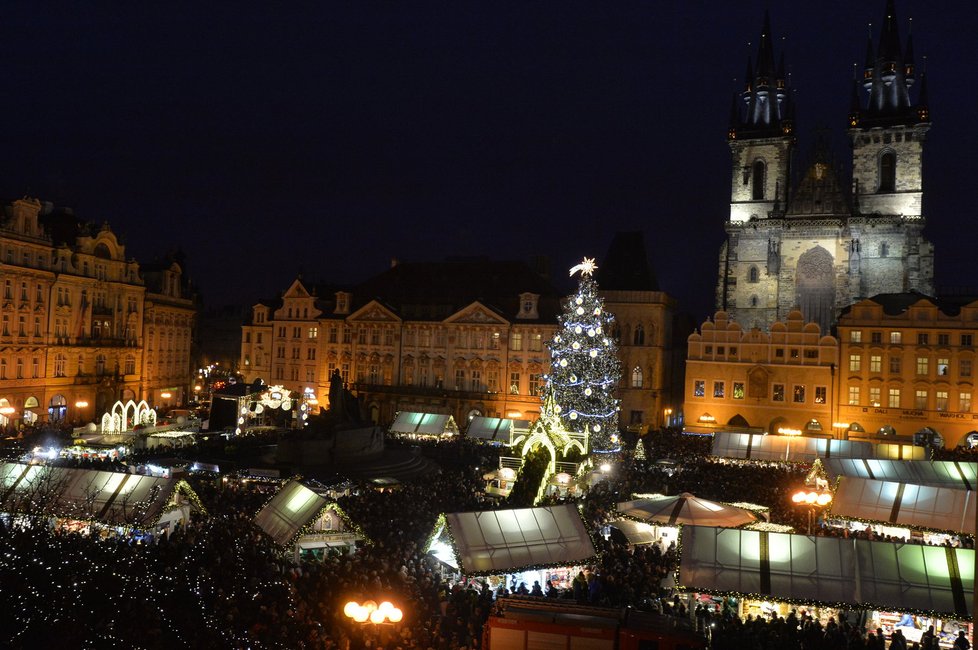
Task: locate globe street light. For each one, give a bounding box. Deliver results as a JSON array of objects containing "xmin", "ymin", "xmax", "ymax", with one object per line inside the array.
[
  {"xmin": 343, "ymin": 600, "xmax": 403, "ymax": 625},
  {"xmin": 791, "ymin": 489, "xmax": 833, "ymax": 535}
]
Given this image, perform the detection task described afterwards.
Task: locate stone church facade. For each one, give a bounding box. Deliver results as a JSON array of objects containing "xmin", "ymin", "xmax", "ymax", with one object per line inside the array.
[{"xmin": 716, "ymin": 4, "xmax": 934, "ymax": 333}]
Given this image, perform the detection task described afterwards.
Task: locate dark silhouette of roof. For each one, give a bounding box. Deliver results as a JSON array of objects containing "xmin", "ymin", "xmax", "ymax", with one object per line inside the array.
[
  {"xmin": 352, "ymin": 258, "xmax": 561, "ymax": 322},
  {"xmin": 596, "ymin": 232, "xmax": 659, "ymax": 291},
  {"xmin": 840, "ymin": 291, "xmax": 978, "ymax": 318}
]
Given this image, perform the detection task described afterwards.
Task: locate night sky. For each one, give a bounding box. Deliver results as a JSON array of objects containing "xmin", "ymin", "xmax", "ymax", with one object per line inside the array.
[{"xmin": 2, "ymin": 1, "xmax": 974, "ymax": 322}]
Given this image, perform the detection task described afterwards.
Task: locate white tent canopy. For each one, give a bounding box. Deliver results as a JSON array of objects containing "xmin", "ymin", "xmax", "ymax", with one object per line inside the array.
[
  {"xmin": 680, "ymin": 525, "xmax": 974, "ymax": 618},
  {"xmin": 830, "ymin": 477, "xmax": 976, "ymax": 535},
  {"xmin": 389, "ymin": 411, "xmax": 459, "ymax": 437},
  {"xmin": 439, "ymin": 504, "xmax": 597, "ymax": 575},
  {"xmin": 254, "ymin": 480, "xmax": 330, "ymax": 546},
  {"xmin": 0, "ymin": 462, "xmax": 200, "ymax": 529},
  {"xmin": 466, "ymin": 416, "xmax": 531, "ymax": 444},
  {"xmin": 824, "ymin": 458, "xmax": 977, "ymax": 491},
  {"xmin": 711, "ymin": 432, "xmax": 926, "ymax": 463},
  {"xmin": 609, "ymin": 518, "xmax": 659, "ymax": 546},
  {"xmin": 617, "ymin": 494, "xmax": 758, "ymax": 528}
]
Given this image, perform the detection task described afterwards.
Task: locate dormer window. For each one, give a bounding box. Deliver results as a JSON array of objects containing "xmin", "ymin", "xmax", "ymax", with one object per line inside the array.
[
  {"xmin": 335, "ymin": 291, "xmax": 351, "ymax": 315},
  {"xmin": 517, "ymin": 292, "xmax": 540, "ymax": 320}
]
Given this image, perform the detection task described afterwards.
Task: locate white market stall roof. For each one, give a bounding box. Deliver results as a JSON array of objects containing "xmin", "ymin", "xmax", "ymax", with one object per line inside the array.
[
  {"xmin": 254, "ymin": 479, "xmax": 353, "ymax": 547},
  {"xmin": 830, "ymin": 476, "xmax": 976, "ymax": 535},
  {"xmin": 824, "ymin": 458, "xmax": 978, "ymax": 491},
  {"xmin": 0, "ymin": 462, "xmax": 202, "ymax": 528},
  {"xmin": 389, "ymin": 411, "xmax": 459, "ymax": 436},
  {"xmin": 679, "ymin": 525, "xmax": 974, "ymax": 619},
  {"xmin": 609, "ymin": 518, "xmax": 658, "ymax": 546},
  {"xmin": 440, "ymin": 504, "xmax": 597, "ymax": 575},
  {"xmin": 617, "ymin": 494, "xmax": 758, "ymax": 528},
  {"xmin": 466, "ymin": 416, "xmax": 532, "ymax": 443},
  {"xmin": 711, "ymin": 432, "xmax": 926, "ymax": 463}
]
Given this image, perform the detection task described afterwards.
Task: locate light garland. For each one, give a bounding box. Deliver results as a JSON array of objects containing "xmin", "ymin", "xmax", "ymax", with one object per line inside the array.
[{"xmin": 547, "ymin": 263, "xmax": 621, "ymax": 452}]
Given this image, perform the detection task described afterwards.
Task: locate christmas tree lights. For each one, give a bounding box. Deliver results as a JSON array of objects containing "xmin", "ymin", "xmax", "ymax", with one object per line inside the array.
[{"xmin": 547, "ymin": 258, "xmax": 621, "ymax": 451}]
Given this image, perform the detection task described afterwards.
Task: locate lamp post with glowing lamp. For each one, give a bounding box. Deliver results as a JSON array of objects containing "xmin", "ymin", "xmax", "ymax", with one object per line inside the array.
[
  {"xmin": 791, "ymin": 489, "xmax": 833, "ymax": 535},
  {"xmin": 343, "ymin": 600, "xmax": 403, "ymax": 625},
  {"xmin": 833, "ymin": 422, "xmax": 850, "ymax": 440},
  {"xmin": 74, "ymin": 400, "xmax": 90, "ymax": 423}
]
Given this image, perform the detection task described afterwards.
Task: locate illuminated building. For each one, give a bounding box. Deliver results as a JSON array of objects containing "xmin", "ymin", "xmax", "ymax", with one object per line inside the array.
[
  {"xmin": 596, "ymin": 233, "xmax": 682, "ymax": 432},
  {"xmin": 684, "ymin": 310, "xmax": 838, "ymax": 434},
  {"xmin": 836, "ymin": 293, "xmax": 978, "ymax": 448},
  {"xmin": 241, "ymin": 254, "xmax": 682, "ymax": 430},
  {"xmin": 0, "ymin": 198, "xmax": 196, "ymax": 427},
  {"xmin": 717, "ymin": 6, "xmax": 933, "ymax": 332},
  {"xmin": 241, "ymin": 260, "xmax": 560, "ymax": 425}
]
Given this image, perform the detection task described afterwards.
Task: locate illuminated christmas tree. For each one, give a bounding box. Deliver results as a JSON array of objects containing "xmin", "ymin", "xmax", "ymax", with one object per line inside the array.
[{"xmin": 547, "ymin": 258, "xmax": 621, "ymax": 451}]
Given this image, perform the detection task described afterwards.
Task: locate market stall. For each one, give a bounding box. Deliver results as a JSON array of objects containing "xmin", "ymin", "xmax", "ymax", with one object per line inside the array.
[
  {"xmin": 466, "ymin": 416, "xmax": 532, "ymax": 446},
  {"xmin": 824, "ymin": 458, "xmax": 977, "ymax": 491},
  {"xmin": 711, "ymin": 431, "xmax": 926, "ymax": 463},
  {"xmin": 389, "ymin": 411, "xmax": 459, "ymax": 440},
  {"xmin": 828, "ymin": 476, "xmax": 975, "ymax": 536},
  {"xmin": 679, "ymin": 525, "xmax": 974, "ymax": 620},
  {"xmin": 254, "ymin": 479, "xmax": 362, "ymax": 562},
  {"xmin": 0, "ymin": 461, "xmax": 204, "ymax": 537},
  {"xmin": 426, "ymin": 503, "xmax": 597, "ymax": 592},
  {"xmin": 613, "ymin": 493, "xmax": 758, "ymax": 550}
]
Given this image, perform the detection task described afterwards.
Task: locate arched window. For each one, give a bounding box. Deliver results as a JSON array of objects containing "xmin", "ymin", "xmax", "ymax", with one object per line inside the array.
[
  {"xmin": 748, "ymin": 266, "xmax": 759, "ymax": 283},
  {"xmin": 633, "ymin": 324, "xmax": 645, "ymax": 346},
  {"xmin": 750, "ymin": 295, "xmax": 759, "ymax": 307},
  {"xmin": 631, "ymin": 366, "xmax": 644, "ymax": 388},
  {"xmin": 879, "ymin": 242, "xmax": 889, "ymax": 258},
  {"xmin": 752, "ymin": 160, "xmax": 766, "ymax": 200},
  {"xmin": 879, "ymin": 151, "xmax": 896, "ymax": 193}
]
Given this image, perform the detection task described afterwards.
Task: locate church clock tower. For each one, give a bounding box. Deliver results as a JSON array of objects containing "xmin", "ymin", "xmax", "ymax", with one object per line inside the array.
[{"xmin": 717, "ymin": 1, "xmax": 934, "ymax": 332}]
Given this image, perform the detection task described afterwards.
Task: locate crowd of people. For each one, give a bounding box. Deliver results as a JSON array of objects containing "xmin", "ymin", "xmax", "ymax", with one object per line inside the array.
[{"xmin": 0, "ymin": 429, "xmax": 972, "ymax": 649}]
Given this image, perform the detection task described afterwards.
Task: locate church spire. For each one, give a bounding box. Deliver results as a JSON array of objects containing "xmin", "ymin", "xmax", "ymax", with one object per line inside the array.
[
  {"xmin": 852, "ymin": 0, "xmax": 925, "ymax": 128},
  {"xmin": 729, "ymin": 11, "xmax": 792, "ymax": 140}
]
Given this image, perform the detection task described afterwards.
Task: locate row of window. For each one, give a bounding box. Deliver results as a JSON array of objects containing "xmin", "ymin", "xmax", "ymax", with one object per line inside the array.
[
  {"xmin": 692, "ymin": 379, "xmax": 827, "ymax": 405},
  {"xmin": 3, "ymin": 279, "xmax": 45, "ymax": 305},
  {"xmin": 4, "ymin": 246, "xmax": 141, "ymax": 282},
  {"xmin": 848, "ymin": 354, "xmax": 971, "ymax": 377},
  {"xmin": 253, "ymin": 326, "xmax": 557, "ymax": 352},
  {"xmin": 849, "ymin": 330, "xmax": 975, "ymax": 347},
  {"xmin": 700, "ymin": 345, "xmax": 821, "ymax": 360},
  {"xmin": 275, "ymin": 346, "xmax": 318, "ymax": 360},
  {"xmin": 6, "ymin": 354, "xmax": 139, "ymax": 380},
  {"xmin": 846, "ymin": 386, "xmax": 973, "ymax": 412}
]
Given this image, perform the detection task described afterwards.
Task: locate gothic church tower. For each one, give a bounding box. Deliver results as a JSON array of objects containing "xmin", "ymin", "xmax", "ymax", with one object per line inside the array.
[{"xmin": 717, "ymin": 1, "xmax": 933, "ymax": 332}]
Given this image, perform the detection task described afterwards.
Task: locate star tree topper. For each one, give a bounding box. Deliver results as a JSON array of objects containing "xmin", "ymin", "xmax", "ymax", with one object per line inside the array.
[{"xmin": 569, "ymin": 257, "xmax": 597, "ymax": 277}]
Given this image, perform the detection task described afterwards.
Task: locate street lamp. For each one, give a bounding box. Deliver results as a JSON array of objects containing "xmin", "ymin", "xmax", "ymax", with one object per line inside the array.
[
  {"xmin": 791, "ymin": 489, "xmax": 833, "ymax": 535},
  {"xmin": 343, "ymin": 600, "xmax": 403, "ymax": 625},
  {"xmin": 833, "ymin": 422, "xmax": 850, "ymax": 440}
]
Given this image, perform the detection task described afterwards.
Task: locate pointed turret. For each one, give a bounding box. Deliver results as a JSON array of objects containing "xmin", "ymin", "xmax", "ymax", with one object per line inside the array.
[
  {"xmin": 862, "ymin": 32, "xmax": 875, "ymax": 91},
  {"xmin": 728, "ymin": 91, "xmax": 741, "ymax": 139},
  {"xmin": 904, "ymin": 26, "xmax": 915, "ymax": 85},
  {"xmin": 730, "ymin": 12, "xmax": 792, "ymax": 139},
  {"xmin": 853, "ymin": 0, "xmax": 924, "ymax": 128}
]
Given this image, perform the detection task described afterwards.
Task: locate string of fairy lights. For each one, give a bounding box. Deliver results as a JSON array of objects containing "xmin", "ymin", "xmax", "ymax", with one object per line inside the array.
[{"xmin": 546, "ymin": 259, "xmax": 622, "ymax": 451}]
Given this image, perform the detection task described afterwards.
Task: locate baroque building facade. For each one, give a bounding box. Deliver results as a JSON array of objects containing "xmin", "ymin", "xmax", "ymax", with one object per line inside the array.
[
  {"xmin": 241, "ymin": 252, "xmax": 681, "ymax": 432},
  {"xmin": 684, "ymin": 310, "xmax": 839, "ymax": 436},
  {"xmin": 0, "ymin": 198, "xmax": 196, "ymax": 428},
  {"xmin": 836, "ymin": 294, "xmax": 978, "ymax": 448},
  {"xmin": 716, "ymin": 4, "xmax": 934, "ymax": 333}
]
